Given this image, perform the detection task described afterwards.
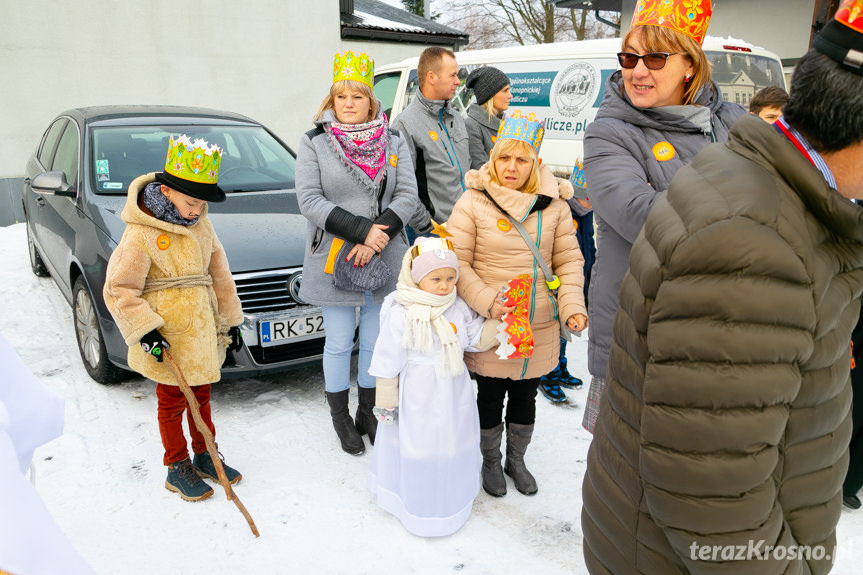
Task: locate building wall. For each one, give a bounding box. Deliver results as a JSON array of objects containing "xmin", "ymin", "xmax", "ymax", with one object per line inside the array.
[
  {"xmin": 0, "ymin": 0, "xmax": 440, "ymax": 180},
  {"xmin": 620, "ymin": 0, "xmax": 813, "ymax": 61}
]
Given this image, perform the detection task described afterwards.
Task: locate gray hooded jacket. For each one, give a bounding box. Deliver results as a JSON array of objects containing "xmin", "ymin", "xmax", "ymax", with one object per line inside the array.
[
  {"xmin": 295, "ymin": 108, "xmax": 418, "ymax": 306},
  {"xmin": 585, "ymin": 71, "xmax": 745, "ymax": 379},
  {"xmin": 464, "ymin": 103, "xmax": 501, "ymax": 170},
  {"xmin": 391, "ymin": 89, "xmax": 471, "ymax": 228}
]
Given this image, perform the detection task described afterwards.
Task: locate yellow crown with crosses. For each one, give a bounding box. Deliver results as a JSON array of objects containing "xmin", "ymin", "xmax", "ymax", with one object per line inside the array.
[
  {"xmin": 496, "ymin": 111, "xmax": 545, "ymax": 153},
  {"xmin": 333, "ymin": 51, "xmax": 374, "ymax": 88},
  {"xmin": 163, "ymin": 135, "xmax": 221, "ymax": 185},
  {"xmin": 631, "ymin": 0, "xmax": 712, "ymax": 45}
]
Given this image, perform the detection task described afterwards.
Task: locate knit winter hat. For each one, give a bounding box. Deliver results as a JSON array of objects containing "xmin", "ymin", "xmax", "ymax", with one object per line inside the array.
[
  {"xmin": 465, "ymin": 66, "xmax": 510, "ymax": 106},
  {"xmin": 410, "ymin": 237, "xmax": 459, "ymax": 284}
]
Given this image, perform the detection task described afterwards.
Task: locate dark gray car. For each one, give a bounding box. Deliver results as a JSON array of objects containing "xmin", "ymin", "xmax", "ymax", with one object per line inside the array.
[{"xmin": 23, "ymin": 105, "xmax": 325, "ymax": 384}]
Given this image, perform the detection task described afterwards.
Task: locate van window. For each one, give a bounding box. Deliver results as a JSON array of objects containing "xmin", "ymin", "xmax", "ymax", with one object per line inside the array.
[
  {"xmin": 404, "ymin": 69, "xmax": 419, "ymax": 110},
  {"xmin": 373, "ymin": 72, "xmax": 402, "ymax": 120},
  {"xmin": 706, "ymin": 51, "xmax": 785, "ymax": 110}
]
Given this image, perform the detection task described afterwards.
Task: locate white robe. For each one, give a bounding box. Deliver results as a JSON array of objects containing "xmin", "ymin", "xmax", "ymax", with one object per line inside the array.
[{"xmin": 368, "ymin": 294, "xmax": 484, "ymax": 537}]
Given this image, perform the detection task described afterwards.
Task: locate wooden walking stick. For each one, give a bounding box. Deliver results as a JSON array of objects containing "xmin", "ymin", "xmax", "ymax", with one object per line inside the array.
[{"xmin": 163, "ymin": 351, "xmax": 260, "ymax": 537}]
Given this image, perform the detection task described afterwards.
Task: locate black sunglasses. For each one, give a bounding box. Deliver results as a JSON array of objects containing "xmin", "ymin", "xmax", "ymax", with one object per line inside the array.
[{"xmin": 617, "ymin": 52, "xmax": 682, "ymax": 70}]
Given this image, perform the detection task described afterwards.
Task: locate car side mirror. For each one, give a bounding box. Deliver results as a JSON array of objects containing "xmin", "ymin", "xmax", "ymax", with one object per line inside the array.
[{"xmin": 31, "ymin": 171, "xmax": 76, "ymax": 197}]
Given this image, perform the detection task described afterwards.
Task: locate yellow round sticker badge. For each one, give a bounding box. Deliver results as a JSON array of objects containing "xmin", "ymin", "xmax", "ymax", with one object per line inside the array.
[
  {"xmin": 450, "ymin": 322, "xmax": 457, "ymax": 335},
  {"xmin": 497, "ymin": 219, "xmax": 511, "ymax": 232},
  {"xmin": 652, "ymin": 141, "xmax": 676, "ymax": 162},
  {"xmin": 157, "ymin": 234, "xmax": 171, "ymax": 250},
  {"xmin": 428, "ymin": 130, "xmax": 438, "ymax": 142},
  {"xmin": 389, "ymin": 154, "xmax": 397, "ymax": 167}
]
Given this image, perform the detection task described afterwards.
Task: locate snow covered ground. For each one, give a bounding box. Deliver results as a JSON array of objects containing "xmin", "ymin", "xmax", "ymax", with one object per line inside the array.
[{"xmin": 2, "ymin": 220, "xmax": 863, "ymax": 574}]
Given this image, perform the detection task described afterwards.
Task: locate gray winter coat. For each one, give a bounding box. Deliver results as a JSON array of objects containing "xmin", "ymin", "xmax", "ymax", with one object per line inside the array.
[
  {"xmin": 391, "ymin": 89, "xmax": 470, "ymax": 227},
  {"xmin": 584, "ymin": 71, "xmax": 745, "ymax": 379},
  {"xmin": 295, "ymin": 109, "xmax": 418, "ymax": 306},
  {"xmin": 464, "ymin": 103, "xmax": 501, "ymax": 170}
]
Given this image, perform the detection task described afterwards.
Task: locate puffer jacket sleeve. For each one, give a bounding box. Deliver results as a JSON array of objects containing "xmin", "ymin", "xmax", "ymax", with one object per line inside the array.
[
  {"xmin": 103, "ymin": 229, "xmax": 164, "ymax": 345},
  {"xmin": 584, "ymin": 119, "xmax": 661, "ymax": 244},
  {"xmin": 208, "ymin": 223, "xmax": 243, "ymax": 329},
  {"xmin": 549, "ymin": 203, "xmax": 586, "ymax": 322},
  {"xmin": 618, "ymin": 189, "xmax": 816, "ymax": 572},
  {"xmin": 447, "ymin": 191, "xmax": 499, "ymax": 319}
]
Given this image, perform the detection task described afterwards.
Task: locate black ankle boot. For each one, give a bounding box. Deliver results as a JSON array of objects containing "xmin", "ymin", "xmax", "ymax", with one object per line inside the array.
[
  {"xmin": 355, "ymin": 386, "xmax": 378, "ymax": 445},
  {"xmin": 326, "ymin": 390, "xmax": 365, "ymax": 455}
]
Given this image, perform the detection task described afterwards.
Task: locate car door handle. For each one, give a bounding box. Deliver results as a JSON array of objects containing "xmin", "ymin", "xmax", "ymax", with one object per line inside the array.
[{"xmin": 35, "ymin": 196, "xmax": 46, "ymax": 206}]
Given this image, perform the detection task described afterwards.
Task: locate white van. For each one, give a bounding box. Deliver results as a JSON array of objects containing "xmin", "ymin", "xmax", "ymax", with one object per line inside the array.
[{"xmin": 374, "ymin": 37, "xmax": 786, "ymax": 177}]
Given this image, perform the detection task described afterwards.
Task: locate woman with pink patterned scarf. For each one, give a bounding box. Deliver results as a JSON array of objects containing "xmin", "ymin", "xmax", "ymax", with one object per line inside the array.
[{"xmin": 296, "ymin": 51, "xmax": 419, "ymax": 456}]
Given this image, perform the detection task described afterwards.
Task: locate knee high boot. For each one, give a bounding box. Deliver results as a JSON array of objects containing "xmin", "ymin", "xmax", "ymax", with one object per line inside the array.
[
  {"xmin": 326, "ymin": 390, "xmax": 365, "ymax": 455},
  {"xmin": 480, "ymin": 423, "xmax": 507, "ymax": 497},
  {"xmin": 504, "ymin": 422, "xmax": 538, "ymax": 495},
  {"xmin": 355, "ymin": 386, "xmax": 378, "ymax": 445}
]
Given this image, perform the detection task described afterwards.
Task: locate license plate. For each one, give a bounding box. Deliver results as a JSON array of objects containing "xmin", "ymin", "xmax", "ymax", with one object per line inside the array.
[{"xmin": 259, "ymin": 313, "xmax": 324, "ymax": 347}]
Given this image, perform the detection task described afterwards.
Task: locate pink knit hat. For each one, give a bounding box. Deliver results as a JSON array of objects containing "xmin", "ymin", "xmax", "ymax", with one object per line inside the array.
[{"xmin": 410, "ymin": 237, "xmax": 459, "ymax": 284}]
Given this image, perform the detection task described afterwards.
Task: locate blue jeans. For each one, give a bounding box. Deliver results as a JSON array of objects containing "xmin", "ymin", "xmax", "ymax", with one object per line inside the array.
[{"xmin": 321, "ymin": 291, "xmax": 381, "ymax": 393}]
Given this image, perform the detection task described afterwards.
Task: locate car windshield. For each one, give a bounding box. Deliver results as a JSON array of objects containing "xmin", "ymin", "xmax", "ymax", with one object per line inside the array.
[
  {"xmin": 705, "ymin": 51, "xmax": 786, "ymax": 109},
  {"xmin": 90, "ymin": 124, "xmax": 296, "ymax": 194}
]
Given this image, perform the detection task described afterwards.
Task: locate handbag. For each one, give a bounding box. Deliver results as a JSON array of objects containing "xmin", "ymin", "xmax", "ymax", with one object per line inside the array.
[
  {"xmin": 483, "ymin": 192, "xmax": 572, "ymax": 342},
  {"xmin": 332, "ymin": 241, "xmax": 391, "ymax": 292}
]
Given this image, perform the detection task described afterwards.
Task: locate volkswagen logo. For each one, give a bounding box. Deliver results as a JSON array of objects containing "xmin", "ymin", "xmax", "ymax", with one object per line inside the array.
[{"xmin": 287, "ymin": 272, "xmax": 304, "ymax": 304}]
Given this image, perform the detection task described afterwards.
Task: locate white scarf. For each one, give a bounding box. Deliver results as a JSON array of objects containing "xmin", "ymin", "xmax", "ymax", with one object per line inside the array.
[{"xmin": 393, "ymin": 251, "xmax": 464, "ymax": 376}]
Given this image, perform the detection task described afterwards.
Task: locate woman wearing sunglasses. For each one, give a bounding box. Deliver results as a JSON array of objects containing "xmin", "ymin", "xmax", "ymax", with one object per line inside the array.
[{"xmin": 581, "ymin": 0, "xmax": 745, "ymax": 434}]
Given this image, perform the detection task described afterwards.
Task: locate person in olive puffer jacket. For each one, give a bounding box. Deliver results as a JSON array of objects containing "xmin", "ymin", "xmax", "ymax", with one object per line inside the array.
[{"xmin": 582, "ymin": 9, "xmax": 863, "ymax": 573}]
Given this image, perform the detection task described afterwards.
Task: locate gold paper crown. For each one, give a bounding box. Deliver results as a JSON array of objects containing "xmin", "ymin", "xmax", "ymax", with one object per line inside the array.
[
  {"xmin": 332, "ymin": 51, "xmax": 374, "ymax": 88},
  {"xmin": 631, "ymin": 0, "xmax": 712, "ymax": 45},
  {"xmin": 570, "ymin": 158, "xmax": 586, "ymax": 189},
  {"xmin": 163, "ymin": 135, "xmax": 221, "ymax": 185},
  {"xmin": 410, "ymin": 238, "xmax": 454, "ymax": 260},
  {"xmin": 496, "ymin": 111, "xmax": 544, "ymax": 153}
]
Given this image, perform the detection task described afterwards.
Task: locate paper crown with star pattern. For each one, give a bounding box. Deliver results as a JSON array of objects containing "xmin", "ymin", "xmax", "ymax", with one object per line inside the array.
[
  {"xmin": 814, "ymin": 0, "xmax": 863, "ymax": 76},
  {"xmin": 496, "ymin": 111, "xmax": 545, "ymax": 153},
  {"xmin": 155, "ymin": 134, "xmax": 224, "ymax": 202},
  {"xmin": 631, "ymin": 0, "xmax": 713, "ymax": 45},
  {"xmin": 332, "ymin": 51, "xmax": 374, "ymax": 88}
]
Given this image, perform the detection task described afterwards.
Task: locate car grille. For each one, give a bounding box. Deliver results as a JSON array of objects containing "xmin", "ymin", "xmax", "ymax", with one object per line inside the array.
[{"xmin": 233, "ymin": 269, "xmax": 302, "ymax": 313}]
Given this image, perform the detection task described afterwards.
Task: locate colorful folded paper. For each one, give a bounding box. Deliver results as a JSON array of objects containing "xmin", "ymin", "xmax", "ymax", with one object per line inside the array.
[{"xmin": 495, "ymin": 274, "xmax": 535, "ymax": 359}]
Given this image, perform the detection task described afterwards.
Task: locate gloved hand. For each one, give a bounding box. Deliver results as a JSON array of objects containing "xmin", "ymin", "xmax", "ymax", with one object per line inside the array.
[
  {"xmin": 227, "ymin": 326, "xmax": 243, "ymax": 352},
  {"xmin": 373, "ymin": 406, "xmax": 399, "ymax": 424},
  {"xmin": 140, "ymin": 329, "xmax": 170, "ymax": 362}
]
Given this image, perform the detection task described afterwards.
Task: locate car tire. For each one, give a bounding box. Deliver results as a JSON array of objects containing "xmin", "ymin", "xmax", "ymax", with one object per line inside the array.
[
  {"xmin": 73, "ymin": 275, "xmax": 127, "ymax": 384},
  {"xmin": 27, "ymin": 222, "xmax": 50, "ymax": 277}
]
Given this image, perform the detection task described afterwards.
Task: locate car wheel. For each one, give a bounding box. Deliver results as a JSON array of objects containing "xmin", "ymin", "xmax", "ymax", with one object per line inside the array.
[
  {"xmin": 73, "ymin": 276, "xmax": 127, "ymax": 384},
  {"xmin": 27, "ymin": 222, "xmax": 50, "ymax": 277}
]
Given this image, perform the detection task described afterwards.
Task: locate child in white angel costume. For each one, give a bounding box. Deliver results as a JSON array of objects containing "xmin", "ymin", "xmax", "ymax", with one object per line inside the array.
[{"xmin": 368, "ymin": 236, "xmax": 499, "ymax": 537}]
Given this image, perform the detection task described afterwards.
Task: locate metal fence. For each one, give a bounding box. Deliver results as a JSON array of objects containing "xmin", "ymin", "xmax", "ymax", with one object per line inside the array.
[{"xmin": 0, "ymin": 178, "xmax": 24, "ymax": 227}]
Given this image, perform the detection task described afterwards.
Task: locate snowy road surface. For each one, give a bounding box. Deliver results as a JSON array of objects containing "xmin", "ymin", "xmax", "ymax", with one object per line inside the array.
[{"xmin": 2, "ymin": 221, "xmax": 863, "ymax": 574}]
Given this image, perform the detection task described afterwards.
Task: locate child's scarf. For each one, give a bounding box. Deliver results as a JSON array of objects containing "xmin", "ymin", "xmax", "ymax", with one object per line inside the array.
[
  {"xmin": 142, "ymin": 182, "xmax": 198, "ymax": 226},
  {"xmin": 393, "ymin": 251, "xmax": 463, "ymax": 376},
  {"xmin": 327, "ymin": 115, "xmax": 388, "ymax": 181}
]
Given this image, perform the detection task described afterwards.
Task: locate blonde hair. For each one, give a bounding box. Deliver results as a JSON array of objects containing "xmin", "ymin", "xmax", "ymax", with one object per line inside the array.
[
  {"xmin": 622, "ymin": 25, "xmax": 712, "ymax": 106},
  {"xmin": 488, "ymin": 139, "xmax": 540, "ymax": 195},
  {"xmin": 314, "ymin": 80, "xmax": 380, "ymax": 123},
  {"xmin": 481, "ymin": 98, "xmax": 502, "ymax": 120}
]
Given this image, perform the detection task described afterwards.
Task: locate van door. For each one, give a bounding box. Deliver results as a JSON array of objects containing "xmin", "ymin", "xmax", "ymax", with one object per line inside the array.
[{"xmin": 373, "ymin": 71, "xmax": 403, "ymax": 120}]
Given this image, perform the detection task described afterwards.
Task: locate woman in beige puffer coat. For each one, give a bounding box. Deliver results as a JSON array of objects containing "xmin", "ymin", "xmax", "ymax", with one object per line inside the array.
[{"xmin": 447, "ymin": 135, "xmax": 587, "ymax": 498}]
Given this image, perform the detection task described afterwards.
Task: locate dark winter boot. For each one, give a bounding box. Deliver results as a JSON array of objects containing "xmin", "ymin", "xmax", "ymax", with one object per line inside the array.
[
  {"xmin": 326, "ymin": 390, "xmax": 365, "ymax": 455},
  {"xmin": 355, "ymin": 386, "xmax": 378, "ymax": 445},
  {"xmin": 480, "ymin": 423, "xmax": 507, "ymax": 497},
  {"xmin": 166, "ymin": 458, "xmax": 214, "ymax": 502},
  {"xmin": 193, "ymin": 449, "xmax": 242, "ymax": 485},
  {"xmin": 555, "ymin": 357, "xmax": 583, "ymax": 390},
  {"xmin": 504, "ymin": 422, "xmax": 538, "ymax": 495}
]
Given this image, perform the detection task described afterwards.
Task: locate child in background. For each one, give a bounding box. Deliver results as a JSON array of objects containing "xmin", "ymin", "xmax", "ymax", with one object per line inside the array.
[
  {"xmin": 104, "ymin": 135, "xmax": 245, "ymax": 502},
  {"xmin": 749, "ymin": 85, "xmax": 788, "ymax": 124},
  {"xmin": 368, "ymin": 236, "xmax": 499, "ymax": 537}
]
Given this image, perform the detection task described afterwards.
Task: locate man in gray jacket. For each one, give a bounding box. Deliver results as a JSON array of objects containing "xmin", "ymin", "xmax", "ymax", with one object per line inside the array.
[{"xmin": 392, "ymin": 47, "xmax": 471, "ymax": 231}]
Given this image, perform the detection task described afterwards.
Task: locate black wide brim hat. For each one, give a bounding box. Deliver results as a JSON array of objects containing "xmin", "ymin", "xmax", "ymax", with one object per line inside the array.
[{"xmin": 155, "ymin": 171, "xmax": 226, "ymax": 203}]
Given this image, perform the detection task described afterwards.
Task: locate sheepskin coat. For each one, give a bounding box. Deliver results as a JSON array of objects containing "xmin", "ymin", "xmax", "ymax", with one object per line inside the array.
[
  {"xmin": 447, "ymin": 163, "xmax": 586, "ymax": 380},
  {"xmin": 103, "ymin": 173, "xmax": 244, "ymax": 386}
]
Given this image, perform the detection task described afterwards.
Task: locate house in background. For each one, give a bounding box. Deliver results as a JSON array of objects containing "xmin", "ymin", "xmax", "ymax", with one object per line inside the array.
[{"xmin": 0, "ymin": 0, "xmax": 467, "ymax": 226}]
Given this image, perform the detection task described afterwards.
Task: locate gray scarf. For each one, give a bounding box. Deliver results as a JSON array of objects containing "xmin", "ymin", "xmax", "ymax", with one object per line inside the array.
[{"xmin": 142, "ymin": 182, "xmax": 198, "ymax": 226}]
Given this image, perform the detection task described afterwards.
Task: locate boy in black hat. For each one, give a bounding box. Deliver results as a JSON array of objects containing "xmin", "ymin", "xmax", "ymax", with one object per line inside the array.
[{"xmin": 104, "ymin": 135, "xmax": 245, "ymax": 502}]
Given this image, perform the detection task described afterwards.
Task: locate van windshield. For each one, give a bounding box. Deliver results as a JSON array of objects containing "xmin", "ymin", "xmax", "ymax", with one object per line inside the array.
[{"xmin": 705, "ymin": 51, "xmax": 785, "ymax": 109}]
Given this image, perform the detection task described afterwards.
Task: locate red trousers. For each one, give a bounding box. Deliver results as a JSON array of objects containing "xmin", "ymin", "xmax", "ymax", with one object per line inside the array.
[{"xmin": 156, "ymin": 383, "xmax": 216, "ymax": 466}]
